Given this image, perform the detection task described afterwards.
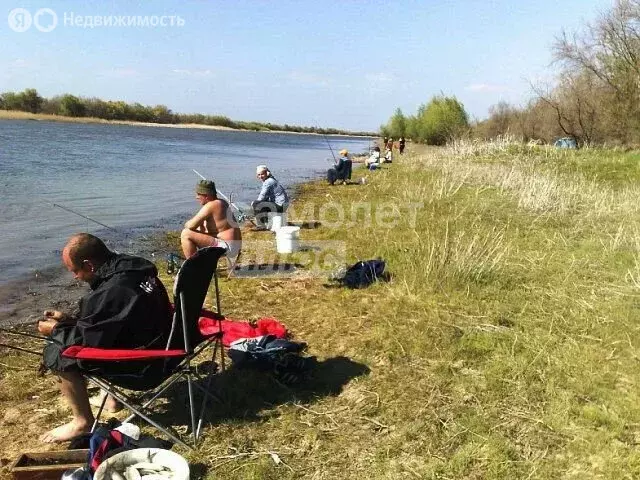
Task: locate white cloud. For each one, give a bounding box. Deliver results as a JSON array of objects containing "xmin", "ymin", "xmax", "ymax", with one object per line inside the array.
[
  {"xmin": 287, "ymin": 71, "xmax": 332, "ymax": 87},
  {"xmin": 171, "ymin": 69, "xmax": 214, "ymax": 77},
  {"xmin": 465, "ymin": 83, "xmax": 509, "ymax": 93}
]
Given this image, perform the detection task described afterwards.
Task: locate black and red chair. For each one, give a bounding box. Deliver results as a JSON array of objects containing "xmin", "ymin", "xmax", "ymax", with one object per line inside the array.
[{"xmin": 61, "ymin": 246, "xmax": 227, "ymax": 448}]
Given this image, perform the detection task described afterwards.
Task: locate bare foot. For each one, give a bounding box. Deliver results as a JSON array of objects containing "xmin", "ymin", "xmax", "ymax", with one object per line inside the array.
[
  {"xmin": 39, "ymin": 420, "xmax": 90, "ymax": 443},
  {"xmin": 89, "ymin": 393, "xmax": 123, "ymax": 413}
]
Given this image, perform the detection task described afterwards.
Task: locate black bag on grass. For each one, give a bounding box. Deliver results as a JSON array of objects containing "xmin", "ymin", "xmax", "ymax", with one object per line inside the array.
[{"xmin": 340, "ymin": 260, "xmax": 386, "ymax": 289}]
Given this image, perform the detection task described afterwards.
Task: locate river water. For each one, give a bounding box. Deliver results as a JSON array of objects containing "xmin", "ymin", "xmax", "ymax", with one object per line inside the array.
[
  {"xmin": 0, "ymin": 119, "xmax": 371, "ymax": 325},
  {"xmin": 0, "ymin": 119, "xmax": 370, "ymax": 284}
]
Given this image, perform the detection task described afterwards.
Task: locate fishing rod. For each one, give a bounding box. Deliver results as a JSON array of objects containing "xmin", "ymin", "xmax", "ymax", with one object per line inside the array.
[
  {"xmin": 0, "ymin": 326, "xmax": 48, "ymax": 341},
  {"xmin": 0, "ymin": 343, "xmax": 43, "ymax": 356},
  {"xmin": 0, "ymin": 326, "xmax": 51, "ymax": 356},
  {"xmin": 192, "ymin": 169, "xmax": 254, "ymax": 223},
  {"xmin": 52, "ymin": 203, "xmax": 117, "ymax": 232},
  {"xmin": 321, "ymin": 132, "xmax": 338, "ymax": 164}
]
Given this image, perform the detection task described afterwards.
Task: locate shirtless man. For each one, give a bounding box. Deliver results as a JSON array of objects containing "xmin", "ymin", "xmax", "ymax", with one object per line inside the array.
[{"xmin": 180, "ymin": 180, "xmax": 242, "ymax": 267}]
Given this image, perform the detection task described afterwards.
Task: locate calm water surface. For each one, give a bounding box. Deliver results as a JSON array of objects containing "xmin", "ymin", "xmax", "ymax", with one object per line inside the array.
[{"xmin": 0, "ymin": 120, "xmax": 371, "ymax": 284}]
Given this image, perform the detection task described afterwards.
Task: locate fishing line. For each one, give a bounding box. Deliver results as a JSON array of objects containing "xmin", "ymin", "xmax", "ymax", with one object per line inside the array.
[
  {"xmin": 51, "ymin": 202, "xmax": 179, "ymax": 274},
  {"xmin": 52, "ymin": 203, "xmax": 117, "ymax": 232}
]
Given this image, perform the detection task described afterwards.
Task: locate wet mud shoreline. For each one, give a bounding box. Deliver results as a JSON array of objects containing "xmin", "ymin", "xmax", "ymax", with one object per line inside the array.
[{"xmin": 0, "ymin": 231, "xmax": 173, "ymax": 328}]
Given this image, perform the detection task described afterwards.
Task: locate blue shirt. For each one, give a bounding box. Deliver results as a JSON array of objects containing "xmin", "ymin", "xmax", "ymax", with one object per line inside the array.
[{"xmin": 256, "ymin": 176, "xmax": 289, "ymax": 206}]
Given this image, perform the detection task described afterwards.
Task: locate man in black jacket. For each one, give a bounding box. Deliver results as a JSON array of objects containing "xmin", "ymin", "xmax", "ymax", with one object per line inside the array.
[
  {"xmin": 327, "ymin": 149, "xmax": 353, "ymax": 185},
  {"xmin": 38, "ymin": 233, "xmax": 172, "ymax": 443}
]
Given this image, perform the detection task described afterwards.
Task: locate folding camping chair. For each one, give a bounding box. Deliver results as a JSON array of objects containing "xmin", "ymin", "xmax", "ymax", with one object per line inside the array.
[{"xmin": 61, "ymin": 246, "xmax": 227, "ymax": 448}]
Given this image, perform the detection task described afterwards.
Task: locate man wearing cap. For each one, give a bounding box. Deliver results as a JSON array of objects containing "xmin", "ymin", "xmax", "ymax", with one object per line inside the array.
[
  {"xmin": 327, "ymin": 149, "xmax": 353, "ymax": 185},
  {"xmin": 252, "ymin": 165, "xmax": 289, "ymax": 230},
  {"xmin": 181, "ymin": 180, "xmax": 242, "ymax": 267}
]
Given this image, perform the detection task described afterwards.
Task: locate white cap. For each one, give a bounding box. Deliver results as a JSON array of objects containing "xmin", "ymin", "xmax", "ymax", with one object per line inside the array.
[{"xmin": 256, "ymin": 165, "xmax": 268, "ymax": 174}]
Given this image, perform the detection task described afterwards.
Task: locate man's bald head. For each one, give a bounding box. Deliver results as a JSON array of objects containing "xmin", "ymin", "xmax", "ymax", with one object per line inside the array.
[{"xmin": 63, "ymin": 233, "xmax": 112, "ymax": 270}]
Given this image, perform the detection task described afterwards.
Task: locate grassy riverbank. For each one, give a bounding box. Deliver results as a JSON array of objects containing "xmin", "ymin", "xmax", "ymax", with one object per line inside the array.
[{"xmin": 1, "ymin": 141, "xmax": 640, "ymax": 478}]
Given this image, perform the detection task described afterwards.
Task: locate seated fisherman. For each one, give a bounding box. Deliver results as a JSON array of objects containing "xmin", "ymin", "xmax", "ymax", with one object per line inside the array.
[
  {"xmin": 252, "ymin": 165, "xmax": 289, "ymax": 230},
  {"xmin": 365, "ymin": 146, "xmax": 382, "ymax": 170},
  {"xmin": 327, "ymin": 149, "xmax": 353, "ymax": 185},
  {"xmin": 38, "ymin": 233, "xmax": 173, "ymax": 443},
  {"xmin": 181, "ymin": 179, "xmax": 242, "ymax": 268}
]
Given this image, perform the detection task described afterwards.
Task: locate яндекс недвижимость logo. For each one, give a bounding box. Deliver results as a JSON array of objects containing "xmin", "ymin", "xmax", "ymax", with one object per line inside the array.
[{"xmin": 8, "ymin": 8, "xmax": 57, "ymax": 32}]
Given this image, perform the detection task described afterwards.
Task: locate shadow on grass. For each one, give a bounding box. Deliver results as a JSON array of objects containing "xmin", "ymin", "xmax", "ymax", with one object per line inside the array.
[
  {"xmin": 289, "ymin": 221, "xmax": 322, "ymax": 229},
  {"xmin": 150, "ymin": 355, "xmax": 370, "ymax": 431},
  {"xmin": 323, "ymin": 272, "xmax": 392, "ymax": 289},
  {"xmin": 230, "ymin": 263, "xmax": 305, "ymax": 278}
]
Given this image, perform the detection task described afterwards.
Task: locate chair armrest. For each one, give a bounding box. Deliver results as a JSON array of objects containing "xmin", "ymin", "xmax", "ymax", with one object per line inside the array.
[{"xmin": 62, "ymin": 346, "xmax": 186, "ymax": 361}]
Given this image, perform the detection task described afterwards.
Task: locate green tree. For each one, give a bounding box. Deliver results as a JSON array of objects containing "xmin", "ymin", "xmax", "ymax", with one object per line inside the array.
[
  {"xmin": 151, "ymin": 105, "xmax": 174, "ymax": 123},
  {"xmin": 19, "ymin": 88, "xmax": 44, "ymax": 113},
  {"xmin": 386, "ymin": 108, "xmax": 407, "ymax": 138},
  {"xmin": 0, "ymin": 92, "xmax": 21, "ymax": 110},
  {"xmin": 417, "ymin": 95, "xmax": 469, "ymax": 145},
  {"xmin": 59, "ymin": 94, "xmax": 86, "ymax": 117}
]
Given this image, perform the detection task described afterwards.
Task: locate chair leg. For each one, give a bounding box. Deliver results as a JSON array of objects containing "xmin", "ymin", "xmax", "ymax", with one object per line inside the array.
[
  {"xmin": 195, "ymin": 336, "xmax": 224, "ymax": 439},
  {"xmin": 121, "ymin": 370, "xmax": 189, "ymax": 424},
  {"xmin": 187, "ymin": 371, "xmax": 198, "ymax": 447},
  {"xmin": 226, "ymin": 251, "xmax": 241, "ymax": 279},
  {"xmin": 89, "ymin": 376, "xmax": 190, "ymax": 449},
  {"xmin": 90, "ymin": 393, "xmax": 108, "ymax": 433}
]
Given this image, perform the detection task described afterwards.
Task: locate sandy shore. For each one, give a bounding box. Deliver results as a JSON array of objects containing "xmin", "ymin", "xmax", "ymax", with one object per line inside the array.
[
  {"xmin": 0, "ymin": 110, "xmax": 375, "ymax": 137},
  {"xmin": 0, "ymin": 110, "xmax": 237, "ymax": 131}
]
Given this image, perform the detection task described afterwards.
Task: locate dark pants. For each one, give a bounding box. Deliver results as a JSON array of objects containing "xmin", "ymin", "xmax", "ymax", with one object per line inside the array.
[{"xmin": 252, "ymin": 201, "xmax": 285, "ymax": 228}]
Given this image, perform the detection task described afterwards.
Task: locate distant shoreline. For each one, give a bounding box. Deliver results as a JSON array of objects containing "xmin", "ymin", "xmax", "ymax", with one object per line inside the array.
[{"xmin": 0, "ymin": 110, "xmax": 375, "ymax": 138}]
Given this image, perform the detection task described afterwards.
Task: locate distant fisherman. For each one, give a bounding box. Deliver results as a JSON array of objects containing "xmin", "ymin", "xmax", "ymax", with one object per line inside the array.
[
  {"xmin": 181, "ymin": 180, "xmax": 242, "ymax": 268},
  {"xmin": 252, "ymin": 165, "xmax": 289, "ymax": 230},
  {"xmin": 327, "ymin": 149, "xmax": 353, "ymax": 185}
]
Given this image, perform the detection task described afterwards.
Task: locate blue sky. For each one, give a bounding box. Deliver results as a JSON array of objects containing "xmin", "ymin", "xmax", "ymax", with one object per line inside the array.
[{"xmin": 0, "ymin": 0, "xmax": 612, "ymax": 131}]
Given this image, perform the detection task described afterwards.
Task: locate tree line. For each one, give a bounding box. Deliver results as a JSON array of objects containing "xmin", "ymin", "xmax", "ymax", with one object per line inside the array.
[
  {"xmin": 382, "ymin": 0, "xmax": 640, "ymax": 147},
  {"xmin": 0, "ymin": 89, "xmax": 375, "ymax": 137},
  {"xmin": 381, "ymin": 96, "xmax": 469, "ymax": 146}
]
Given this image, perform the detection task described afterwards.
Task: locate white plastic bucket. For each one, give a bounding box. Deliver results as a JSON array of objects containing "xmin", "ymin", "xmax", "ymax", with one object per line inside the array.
[
  {"xmin": 269, "ymin": 213, "xmax": 284, "ymax": 232},
  {"xmin": 276, "ymin": 226, "xmax": 300, "ymax": 253},
  {"xmin": 94, "ymin": 448, "xmax": 189, "ymax": 480}
]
